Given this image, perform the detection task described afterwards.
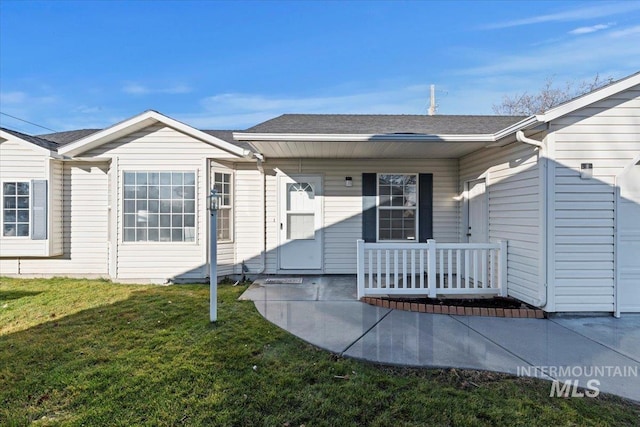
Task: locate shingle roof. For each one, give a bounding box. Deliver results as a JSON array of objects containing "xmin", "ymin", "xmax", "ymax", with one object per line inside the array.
[
  {"xmin": 38, "ymin": 129, "xmax": 101, "ymax": 146},
  {"xmin": 1, "ymin": 127, "xmax": 58, "ymax": 151},
  {"xmin": 245, "ymin": 114, "xmax": 526, "ymax": 135},
  {"xmin": 201, "ymin": 130, "xmax": 253, "ymax": 151}
]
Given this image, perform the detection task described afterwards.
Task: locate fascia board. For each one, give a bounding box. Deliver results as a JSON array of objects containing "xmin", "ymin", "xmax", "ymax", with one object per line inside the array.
[
  {"xmin": 60, "ymin": 110, "xmax": 251, "ymax": 158},
  {"xmin": 233, "ymin": 132, "xmax": 496, "ymax": 143}
]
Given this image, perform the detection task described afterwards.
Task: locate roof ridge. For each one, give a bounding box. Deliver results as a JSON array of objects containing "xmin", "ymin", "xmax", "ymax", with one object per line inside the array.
[{"xmin": 1, "ymin": 127, "xmax": 59, "ymax": 150}]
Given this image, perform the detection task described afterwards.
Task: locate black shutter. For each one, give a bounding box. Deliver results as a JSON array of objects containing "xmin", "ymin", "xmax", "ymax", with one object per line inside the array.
[
  {"xmin": 418, "ymin": 173, "xmax": 433, "ymax": 242},
  {"xmin": 31, "ymin": 179, "xmax": 48, "ymax": 240},
  {"xmin": 362, "ymin": 173, "xmax": 377, "ymax": 242}
]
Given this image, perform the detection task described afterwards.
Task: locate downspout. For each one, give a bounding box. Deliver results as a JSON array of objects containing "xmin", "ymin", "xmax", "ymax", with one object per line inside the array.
[
  {"xmin": 516, "ymin": 130, "xmax": 548, "ymax": 308},
  {"xmin": 515, "ymin": 130, "xmax": 544, "ymax": 148}
]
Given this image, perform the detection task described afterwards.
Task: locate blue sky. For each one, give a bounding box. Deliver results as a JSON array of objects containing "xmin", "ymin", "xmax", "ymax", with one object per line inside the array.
[{"xmin": 1, "ymin": 0, "xmax": 639, "ymax": 134}]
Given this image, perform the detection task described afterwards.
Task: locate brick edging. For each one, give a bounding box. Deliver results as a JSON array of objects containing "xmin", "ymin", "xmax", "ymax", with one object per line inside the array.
[{"xmin": 360, "ymin": 297, "xmax": 545, "ymax": 319}]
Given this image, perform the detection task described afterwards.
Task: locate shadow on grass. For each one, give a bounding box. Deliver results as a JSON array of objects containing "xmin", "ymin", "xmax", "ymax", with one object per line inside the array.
[
  {"xmin": 1, "ymin": 283, "xmax": 638, "ymax": 427},
  {"xmin": 0, "ymin": 290, "xmax": 42, "ymax": 302}
]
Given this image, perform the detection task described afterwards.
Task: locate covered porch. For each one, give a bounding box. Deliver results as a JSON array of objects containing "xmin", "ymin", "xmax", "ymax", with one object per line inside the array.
[{"xmin": 234, "ymin": 115, "xmax": 544, "ymax": 307}]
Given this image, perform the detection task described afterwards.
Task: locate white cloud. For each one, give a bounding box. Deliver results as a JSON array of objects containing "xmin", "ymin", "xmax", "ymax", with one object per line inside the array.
[
  {"xmin": 569, "ymin": 23, "xmax": 614, "ymax": 35},
  {"xmin": 123, "ymin": 83, "xmax": 149, "ymax": 95},
  {"xmin": 73, "ymin": 105, "xmax": 102, "ymax": 114},
  {"xmin": 0, "ymin": 91, "xmax": 56, "ymax": 105},
  {"xmin": 122, "ymin": 82, "xmax": 192, "ymax": 95},
  {"xmin": 483, "ymin": 2, "xmax": 640, "ymax": 29},
  {"xmin": 0, "ymin": 91, "xmax": 27, "ymax": 104},
  {"xmin": 610, "ymin": 25, "xmax": 640, "ymax": 38},
  {"xmin": 457, "ymin": 24, "xmax": 640, "ymax": 77},
  {"xmin": 177, "ymin": 85, "xmax": 434, "ymax": 129}
]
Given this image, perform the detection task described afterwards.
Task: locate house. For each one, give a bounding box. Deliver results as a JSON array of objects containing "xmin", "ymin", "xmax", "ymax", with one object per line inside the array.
[{"xmin": 1, "ymin": 71, "xmax": 638, "ymax": 316}]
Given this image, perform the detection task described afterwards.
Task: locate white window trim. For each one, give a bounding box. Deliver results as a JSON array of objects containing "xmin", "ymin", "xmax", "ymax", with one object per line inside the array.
[
  {"xmin": 1, "ymin": 180, "xmax": 31, "ymax": 239},
  {"xmin": 376, "ymin": 173, "xmax": 419, "ymax": 243},
  {"xmin": 211, "ymin": 168, "xmax": 234, "ymax": 243},
  {"xmin": 120, "ymin": 170, "xmax": 198, "ymax": 245}
]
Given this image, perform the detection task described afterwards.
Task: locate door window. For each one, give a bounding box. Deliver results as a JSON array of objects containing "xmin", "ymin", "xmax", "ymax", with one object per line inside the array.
[{"xmin": 286, "ymin": 182, "xmax": 315, "ymax": 240}]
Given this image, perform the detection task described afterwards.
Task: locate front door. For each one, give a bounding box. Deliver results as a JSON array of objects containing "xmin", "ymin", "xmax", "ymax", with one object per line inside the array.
[
  {"xmin": 467, "ymin": 179, "xmax": 488, "ymax": 243},
  {"xmin": 466, "ymin": 179, "xmax": 488, "ymax": 286},
  {"xmin": 278, "ymin": 175, "xmax": 323, "ymax": 270},
  {"xmin": 617, "ymin": 160, "xmax": 640, "ymax": 313}
]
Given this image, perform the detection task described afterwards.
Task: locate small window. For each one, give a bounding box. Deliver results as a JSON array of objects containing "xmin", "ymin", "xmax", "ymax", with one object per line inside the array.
[
  {"xmin": 3, "ymin": 182, "xmax": 30, "ymax": 237},
  {"xmin": 212, "ymin": 171, "xmax": 232, "ymax": 241},
  {"xmin": 378, "ymin": 174, "xmax": 417, "ymax": 241},
  {"xmin": 123, "ymin": 171, "xmax": 196, "ymax": 242}
]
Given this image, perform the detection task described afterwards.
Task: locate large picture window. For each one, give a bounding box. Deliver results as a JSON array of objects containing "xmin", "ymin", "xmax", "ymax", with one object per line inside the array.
[
  {"xmin": 378, "ymin": 174, "xmax": 417, "ymax": 240},
  {"xmin": 123, "ymin": 171, "xmax": 196, "ymax": 242},
  {"xmin": 2, "ymin": 182, "xmax": 30, "ymax": 237},
  {"xmin": 212, "ymin": 171, "xmax": 232, "ymax": 241}
]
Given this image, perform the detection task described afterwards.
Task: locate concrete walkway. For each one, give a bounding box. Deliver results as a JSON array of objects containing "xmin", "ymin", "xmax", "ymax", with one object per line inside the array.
[{"xmin": 240, "ymin": 276, "xmax": 640, "ymax": 402}]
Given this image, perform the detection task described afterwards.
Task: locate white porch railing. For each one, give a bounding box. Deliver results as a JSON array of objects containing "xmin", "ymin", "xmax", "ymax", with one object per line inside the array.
[{"xmin": 356, "ymin": 239, "xmax": 507, "ymax": 300}]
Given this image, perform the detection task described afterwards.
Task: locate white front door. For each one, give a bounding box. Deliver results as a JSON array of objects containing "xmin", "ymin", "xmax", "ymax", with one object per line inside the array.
[
  {"xmin": 617, "ymin": 160, "xmax": 640, "ymax": 313},
  {"xmin": 278, "ymin": 175, "xmax": 323, "ymax": 270},
  {"xmin": 467, "ymin": 179, "xmax": 488, "ymax": 243}
]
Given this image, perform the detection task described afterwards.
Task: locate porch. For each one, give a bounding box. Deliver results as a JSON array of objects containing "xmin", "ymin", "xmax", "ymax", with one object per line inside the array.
[{"xmin": 356, "ymin": 239, "xmax": 508, "ymax": 300}]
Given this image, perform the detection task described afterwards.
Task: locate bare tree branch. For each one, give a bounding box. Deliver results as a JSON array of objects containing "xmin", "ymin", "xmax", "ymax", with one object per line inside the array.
[{"xmin": 492, "ymin": 74, "xmax": 614, "ymax": 115}]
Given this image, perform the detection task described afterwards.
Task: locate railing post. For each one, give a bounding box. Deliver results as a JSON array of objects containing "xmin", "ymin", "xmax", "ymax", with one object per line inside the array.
[
  {"xmin": 499, "ymin": 240, "xmax": 508, "ymax": 297},
  {"xmin": 357, "ymin": 239, "xmax": 365, "ymax": 300},
  {"xmin": 427, "ymin": 239, "xmax": 437, "ymax": 298}
]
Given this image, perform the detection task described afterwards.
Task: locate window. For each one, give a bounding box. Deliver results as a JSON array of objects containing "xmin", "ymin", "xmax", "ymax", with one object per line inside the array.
[
  {"xmin": 3, "ymin": 182, "xmax": 30, "ymax": 237},
  {"xmin": 212, "ymin": 171, "xmax": 232, "ymax": 241},
  {"xmin": 123, "ymin": 171, "xmax": 196, "ymax": 242},
  {"xmin": 378, "ymin": 174, "xmax": 417, "ymax": 240}
]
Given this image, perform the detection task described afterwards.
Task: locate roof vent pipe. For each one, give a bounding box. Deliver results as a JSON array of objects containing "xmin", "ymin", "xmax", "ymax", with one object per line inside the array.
[{"xmin": 428, "ymin": 84, "xmax": 436, "ymax": 116}]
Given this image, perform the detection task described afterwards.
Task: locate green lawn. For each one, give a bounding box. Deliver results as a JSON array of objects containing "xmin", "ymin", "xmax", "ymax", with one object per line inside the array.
[{"xmin": 1, "ymin": 277, "xmax": 638, "ymax": 426}]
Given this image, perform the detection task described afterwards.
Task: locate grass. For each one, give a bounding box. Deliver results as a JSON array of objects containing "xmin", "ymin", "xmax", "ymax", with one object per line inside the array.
[{"xmin": 1, "ymin": 277, "xmax": 638, "ymax": 426}]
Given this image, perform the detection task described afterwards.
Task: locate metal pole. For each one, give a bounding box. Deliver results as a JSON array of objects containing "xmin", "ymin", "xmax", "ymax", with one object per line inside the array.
[{"xmin": 209, "ymin": 189, "xmax": 218, "ymax": 322}]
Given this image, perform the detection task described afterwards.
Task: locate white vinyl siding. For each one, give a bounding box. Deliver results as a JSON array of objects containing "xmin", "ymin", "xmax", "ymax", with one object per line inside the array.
[
  {"xmin": 460, "ymin": 140, "xmax": 542, "ymax": 305},
  {"xmin": 549, "ymin": 84, "xmax": 640, "ymax": 312},
  {"xmin": 85, "ymin": 124, "xmax": 237, "ymax": 281},
  {"xmin": 49, "ymin": 159, "xmax": 64, "ymax": 256},
  {"xmin": 0, "ymin": 137, "xmax": 61, "ymax": 257},
  {"xmin": 234, "ymin": 158, "xmax": 459, "ymax": 275},
  {"xmin": 233, "ymin": 167, "xmax": 263, "ymax": 274},
  {"xmin": 16, "ymin": 162, "xmax": 110, "ymax": 276}
]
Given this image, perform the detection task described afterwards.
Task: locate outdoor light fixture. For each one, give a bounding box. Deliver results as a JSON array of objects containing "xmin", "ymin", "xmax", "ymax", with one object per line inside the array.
[
  {"xmin": 209, "ymin": 189, "xmax": 221, "ymax": 211},
  {"xmin": 580, "ymin": 163, "xmax": 593, "ymax": 180},
  {"xmin": 345, "ymin": 176, "xmax": 353, "ymax": 187}
]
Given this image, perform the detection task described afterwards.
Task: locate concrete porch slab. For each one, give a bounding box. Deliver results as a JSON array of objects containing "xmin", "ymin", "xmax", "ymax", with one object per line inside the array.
[
  {"xmin": 551, "ymin": 315, "xmax": 640, "ymax": 363},
  {"xmin": 253, "ymin": 300, "xmax": 389, "ymax": 354},
  {"xmin": 342, "ymin": 309, "xmax": 531, "ymax": 375},
  {"xmin": 240, "ymin": 275, "xmax": 640, "ymax": 402}
]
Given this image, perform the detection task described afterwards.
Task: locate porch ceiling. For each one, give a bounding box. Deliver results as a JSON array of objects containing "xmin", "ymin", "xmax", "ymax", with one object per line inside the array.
[{"xmin": 244, "ymin": 137, "xmax": 493, "ymax": 159}]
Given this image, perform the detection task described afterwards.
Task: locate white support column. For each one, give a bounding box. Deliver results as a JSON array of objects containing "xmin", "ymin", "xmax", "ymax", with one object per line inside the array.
[
  {"xmin": 357, "ymin": 239, "xmax": 365, "ymax": 300},
  {"xmin": 427, "ymin": 239, "xmax": 437, "ymax": 298},
  {"xmin": 499, "ymin": 240, "xmax": 508, "ymax": 297}
]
